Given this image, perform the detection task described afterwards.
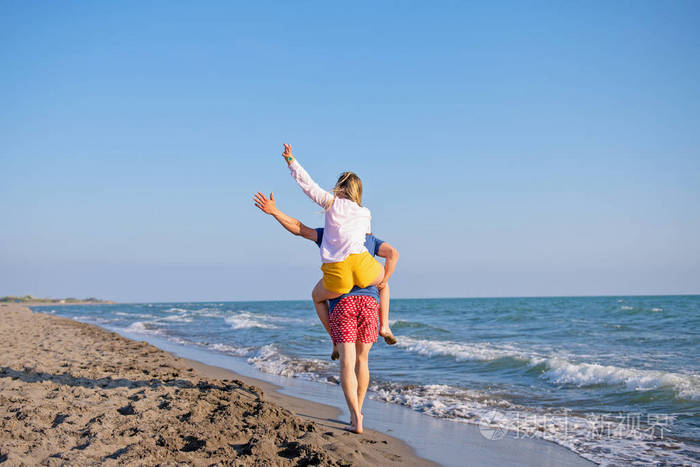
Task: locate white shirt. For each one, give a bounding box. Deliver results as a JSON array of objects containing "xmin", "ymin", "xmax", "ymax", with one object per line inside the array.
[{"xmin": 289, "ymin": 159, "xmax": 371, "ymax": 263}]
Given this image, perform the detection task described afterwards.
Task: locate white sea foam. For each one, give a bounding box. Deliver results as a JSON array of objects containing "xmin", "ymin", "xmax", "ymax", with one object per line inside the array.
[
  {"xmin": 167, "ymin": 336, "xmax": 193, "ymax": 346},
  {"xmin": 115, "ymin": 311, "xmax": 155, "ymax": 318},
  {"xmin": 651, "ymin": 307, "xmax": 663, "ymax": 312},
  {"xmin": 208, "ymin": 342, "xmax": 251, "ymax": 357},
  {"xmin": 164, "ymin": 307, "xmax": 189, "ymax": 313},
  {"xmin": 124, "ymin": 321, "xmax": 164, "ymax": 335},
  {"xmin": 542, "ymin": 358, "xmax": 700, "ymax": 399},
  {"xmin": 246, "ymin": 345, "xmax": 332, "ymax": 378},
  {"xmin": 189, "ymin": 308, "xmax": 223, "ymax": 318},
  {"xmin": 397, "ymin": 337, "xmax": 700, "ymax": 400},
  {"xmin": 397, "ymin": 336, "xmax": 532, "ymax": 362},
  {"xmin": 370, "ymin": 383, "xmax": 512, "ymax": 420},
  {"xmin": 224, "ymin": 312, "xmax": 278, "ymax": 330},
  {"xmin": 159, "ymin": 314, "xmax": 193, "ymax": 323},
  {"xmin": 620, "ymin": 305, "xmax": 635, "ymax": 310},
  {"xmin": 368, "ymin": 382, "xmax": 695, "ymax": 466},
  {"xmin": 73, "ymin": 315, "xmax": 119, "ymax": 324},
  {"xmin": 222, "ymin": 310, "xmax": 311, "ymax": 329}
]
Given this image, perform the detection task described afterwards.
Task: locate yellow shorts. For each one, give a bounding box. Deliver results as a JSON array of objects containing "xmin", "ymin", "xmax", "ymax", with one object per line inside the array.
[{"xmin": 321, "ymin": 251, "xmax": 383, "ymax": 295}]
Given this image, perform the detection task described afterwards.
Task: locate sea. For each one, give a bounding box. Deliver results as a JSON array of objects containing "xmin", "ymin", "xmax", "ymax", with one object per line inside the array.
[{"xmin": 36, "ymin": 295, "xmax": 699, "ymax": 466}]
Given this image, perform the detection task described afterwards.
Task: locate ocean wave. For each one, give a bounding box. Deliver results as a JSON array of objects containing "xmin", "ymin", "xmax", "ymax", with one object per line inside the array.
[
  {"xmin": 397, "ymin": 337, "xmax": 699, "ymax": 400},
  {"xmin": 124, "ymin": 321, "xmax": 164, "ymax": 336},
  {"xmin": 115, "ymin": 312, "xmax": 156, "ymax": 319},
  {"xmin": 541, "ymin": 358, "xmax": 700, "ymax": 399},
  {"xmin": 370, "ymin": 383, "xmax": 513, "ymax": 419},
  {"xmin": 396, "ymin": 336, "xmax": 532, "ymax": 362},
  {"xmin": 157, "ymin": 306, "xmax": 224, "ymax": 319},
  {"xmin": 368, "ymin": 382, "xmax": 695, "ymax": 466},
  {"xmin": 247, "ymin": 345, "xmax": 333, "ymax": 380},
  {"xmin": 224, "ymin": 312, "xmax": 279, "ymax": 330},
  {"xmin": 190, "ymin": 308, "xmax": 223, "ymax": 318},
  {"xmin": 159, "ymin": 314, "xmax": 194, "ymax": 323},
  {"xmin": 222, "ymin": 310, "xmax": 312, "ymax": 329},
  {"xmin": 73, "ymin": 315, "xmax": 120, "ymax": 324},
  {"xmin": 208, "ymin": 342, "xmax": 252, "ymax": 357},
  {"xmin": 171, "ymin": 338, "xmax": 330, "ymax": 381},
  {"xmin": 166, "ymin": 335, "xmax": 194, "ymax": 346}
]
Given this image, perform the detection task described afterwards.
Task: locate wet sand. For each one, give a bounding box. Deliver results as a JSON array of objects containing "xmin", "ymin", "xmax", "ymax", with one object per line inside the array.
[{"xmin": 0, "ymin": 303, "xmax": 433, "ymax": 465}]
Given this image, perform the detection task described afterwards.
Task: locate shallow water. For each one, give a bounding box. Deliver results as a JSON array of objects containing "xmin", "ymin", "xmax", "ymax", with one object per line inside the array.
[{"xmin": 39, "ymin": 295, "xmax": 700, "ymax": 465}]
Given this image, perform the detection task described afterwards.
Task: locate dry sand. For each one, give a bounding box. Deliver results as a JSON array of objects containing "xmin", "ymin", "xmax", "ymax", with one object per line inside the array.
[{"xmin": 0, "ymin": 303, "xmax": 434, "ymax": 466}]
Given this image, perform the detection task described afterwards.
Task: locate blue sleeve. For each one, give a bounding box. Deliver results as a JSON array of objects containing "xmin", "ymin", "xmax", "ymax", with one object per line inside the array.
[
  {"xmin": 315, "ymin": 228, "xmax": 324, "ymax": 247},
  {"xmin": 366, "ymin": 234, "xmax": 384, "ymax": 256}
]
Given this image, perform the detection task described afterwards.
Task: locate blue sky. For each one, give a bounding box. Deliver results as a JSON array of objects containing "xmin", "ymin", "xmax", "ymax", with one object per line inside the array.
[{"xmin": 1, "ymin": 1, "xmax": 698, "ymax": 301}]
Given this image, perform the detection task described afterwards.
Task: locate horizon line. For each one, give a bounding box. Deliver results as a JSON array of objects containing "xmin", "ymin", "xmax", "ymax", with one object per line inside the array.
[{"xmin": 22, "ymin": 292, "xmax": 700, "ymax": 305}]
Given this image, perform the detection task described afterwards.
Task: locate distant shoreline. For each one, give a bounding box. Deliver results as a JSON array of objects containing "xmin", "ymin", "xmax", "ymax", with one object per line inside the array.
[
  {"xmin": 0, "ymin": 296, "xmax": 114, "ymax": 305},
  {"xmin": 33, "ymin": 293, "xmax": 697, "ymax": 306}
]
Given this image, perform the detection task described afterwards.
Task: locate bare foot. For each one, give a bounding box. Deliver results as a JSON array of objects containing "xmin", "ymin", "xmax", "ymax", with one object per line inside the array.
[
  {"xmin": 351, "ymin": 413, "xmax": 364, "ymax": 434},
  {"xmin": 331, "ymin": 344, "xmax": 339, "ymax": 361},
  {"xmin": 379, "ymin": 328, "xmax": 397, "ymax": 345}
]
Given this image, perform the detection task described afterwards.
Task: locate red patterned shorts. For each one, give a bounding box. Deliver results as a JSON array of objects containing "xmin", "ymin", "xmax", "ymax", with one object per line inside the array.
[{"xmin": 329, "ymin": 295, "xmax": 379, "ymax": 344}]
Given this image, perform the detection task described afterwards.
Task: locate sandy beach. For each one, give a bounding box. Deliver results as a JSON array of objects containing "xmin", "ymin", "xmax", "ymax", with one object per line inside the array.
[{"xmin": 0, "ymin": 303, "xmax": 432, "ymax": 465}]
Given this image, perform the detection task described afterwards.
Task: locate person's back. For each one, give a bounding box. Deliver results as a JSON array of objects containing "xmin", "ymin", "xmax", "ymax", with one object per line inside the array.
[{"xmin": 320, "ymin": 197, "xmax": 371, "ymax": 263}]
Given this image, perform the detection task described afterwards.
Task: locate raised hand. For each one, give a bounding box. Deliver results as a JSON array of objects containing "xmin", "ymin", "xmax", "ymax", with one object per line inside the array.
[
  {"xmin": 254, "ymin": 192, "xmax": 277, "ymax": 215},
  {"xmin": 282, "ymin": 143, "xmax": 294, "ymax": 164}
]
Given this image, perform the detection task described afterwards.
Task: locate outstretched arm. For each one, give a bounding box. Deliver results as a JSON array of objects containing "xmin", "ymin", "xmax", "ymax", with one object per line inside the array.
[
  {"xmin": 254, "ymin": 191, "xmax": 318, "ymax": 243},
  {"xmin": 376, "ymin": 242, "xmax": 399, "ymax": 287},
  {"xmin": 283, "ymin": 144, "xmax": 334, "ymax": 209}
]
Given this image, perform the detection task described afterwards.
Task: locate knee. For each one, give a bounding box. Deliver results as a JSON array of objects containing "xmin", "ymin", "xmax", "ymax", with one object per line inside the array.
[
  {"xmin": 355, "ymin": 354, "xmax": 369, "ymax": 366},
  {"xmin": 311, "ymin": 283, "xmax": 324, "ymax": 302},
  {"xmin": 340, "ymin": 356, "xmax": 355, "ymax": 370}
]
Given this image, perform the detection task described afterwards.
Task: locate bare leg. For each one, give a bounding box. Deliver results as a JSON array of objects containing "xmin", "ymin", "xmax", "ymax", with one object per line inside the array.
[
  {"xmin": 338, "ymin": 343, "xmax": 363, "ymax": 434},
  {"xmin": 312, "ymin": 280, "xmax": 341, "ymax": 360},
  {"xmin": 355, "ymin": 342, "xmax": 373, "ymax": 420},
  {"xmin": 314, "ymin": 298, "xmax": 341, "ymax": 360},
  {"xmin": 314, "ymin": 298, "xmax": 332, "ymax": 336},
  {"xmin": 377, "ymin": 283, "xmax": 397, "ymax": 345}
]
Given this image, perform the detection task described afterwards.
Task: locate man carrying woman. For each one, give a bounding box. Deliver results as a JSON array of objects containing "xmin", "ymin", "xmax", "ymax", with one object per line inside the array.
[{"xmin": 253, "ymin": 191, "xmax": 399, "ymax": 434}]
